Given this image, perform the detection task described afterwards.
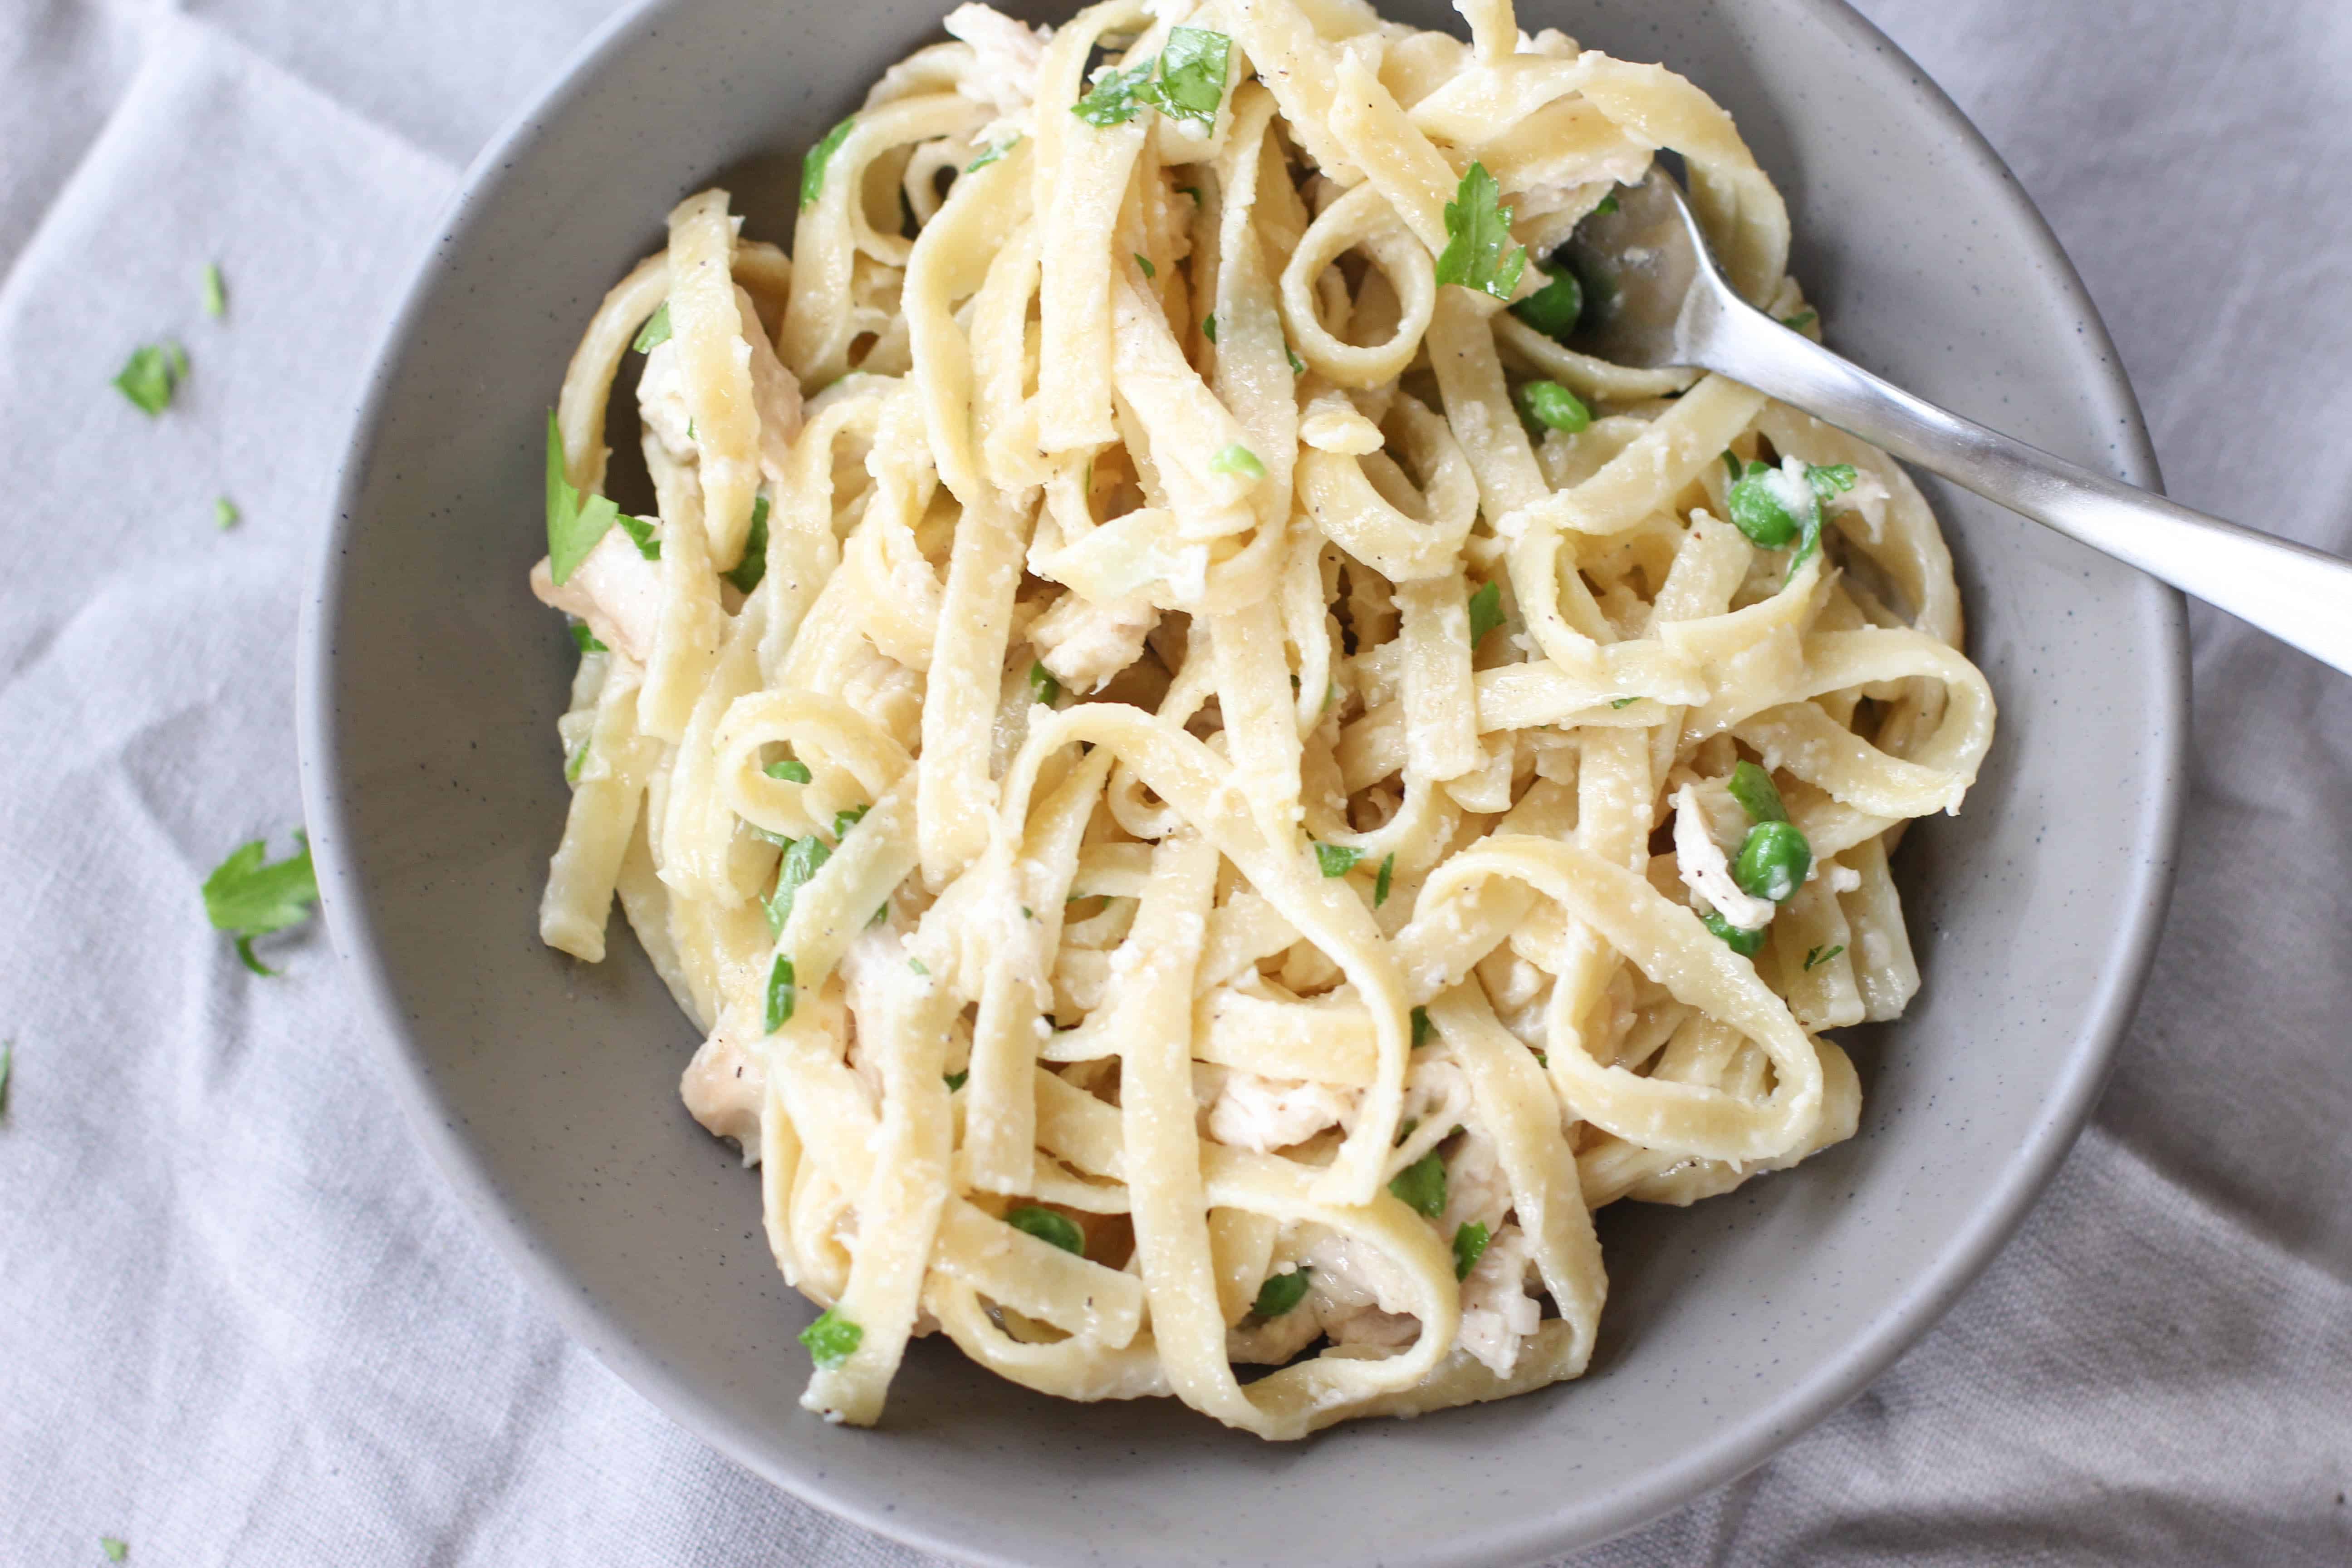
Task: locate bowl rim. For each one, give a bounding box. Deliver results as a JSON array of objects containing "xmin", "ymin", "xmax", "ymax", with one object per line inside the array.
[{"xmin": 296, "ymin": 0, "xmax": 2190, "ymax": 1560}]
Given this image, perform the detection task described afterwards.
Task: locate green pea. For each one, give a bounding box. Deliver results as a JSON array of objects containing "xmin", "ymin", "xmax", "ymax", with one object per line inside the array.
[
  {"xmin": 1727, "ymin": 461, "xmax": 1806, "ymax": 549},
  {"xmin": 1514, "ymin": 379, "xmax": 1592, "ymax": 434},
  {"xmin": 1509, "ymin": 267, "xmax": 1583, "ymax": 338},
  {"xmin": 1734, "ymin": 820, "xmax": 1812, "ymax": 903},
  {"xmin": 1725, "ymin": 760, "xmax": 1788, "ymax": 823},
  {"xmin": 1700, "ymin": 910, "xmax": 1766, "ymax": 956}
]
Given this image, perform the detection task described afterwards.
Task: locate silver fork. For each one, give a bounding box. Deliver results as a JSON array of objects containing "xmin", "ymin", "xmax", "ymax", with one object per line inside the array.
[{"xmin": 1558, "ymin": 170, "xmax": 2352, "ymax": 675}]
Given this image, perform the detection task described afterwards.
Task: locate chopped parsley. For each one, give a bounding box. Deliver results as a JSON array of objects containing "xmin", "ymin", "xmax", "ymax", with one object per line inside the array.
[
  {"xmin": 1514, "ymin": 379, "xmax": 1591, "ymax": 433},
  {"xmin": 1452, "ymin": 1220, "xmax": 1490, "ymax": 1280},
  {"xmin": 1252, "ymin": 1268, "xmax": 1310, "ymax": 1318},
  {"xmin": 909, "ymin": 957, "xmax": 929, "ymax": 976},
  {"xmin": 1028, "ymin": 660, "xmax": 1062, "ymax": 707},
  {"xmin": 1803, "ymin": 943, "xmax": 1846, "ymax": 970},
  {"xmin": 1200, "ymin": 312, "xmax": 1217, "ymax": 343},
  {"xmin": 1134, "ymin": 253, "xmax": 1156, "ymax": 279},
  {"xmin": 799, "ymin": 1307, "xmax": 862, "ymax": 1368},
  {"xmin": 202, "ymin": 832, "xmax": 319, "ymax": 977},
  {"xmin": 114, "ymin": 343, "xmax": 184, "ymax": 416},
  {"xmin": 615, "ymin": 512, "xmax": 661, "ymax": 561},
  {"xmin": 569, "ymin": 620, "xmax": 607, "ymax": 654},
  {"xmin": 1411, "ymin": 1005, "xmax": 1434, "ymax": 1048},
  {"xmin": 945, "ymin": 1069, "xmax": 969, "ymax": 1091},
  {"xmin": 1434, "ymin": 162, "xmax": 1524, "ymax": 301},
  {"xmin": 214, "ymin": 496, "xmax": 240, "ymax": 530},
  {"xmin": 800, "ymin": 116, "xmax": 858, "ymax": 207},
  {"xmin": 764, "ymin": 758, "xmax": 813, "ymax": 784},
  {"xmin": 764, "ymin": 953, "xmax": 797, "ymax": 1032},
  {"xmin": 765, "ymin": 836, "xmax": 830, "ymax": 935},
  {"xmin": 101, "ymin": 1539, "xmax": 128, "ymax": 1563},
  {"xmin": 0, "ymin": 1040, "xmax": 11, "ymax": 1118},
  {"xmin": 1700, "ymin": 909, "xmax": 1766, "ymax": 957},
  {"xmin": 202, "ymin": 262, "xmax": 227, "ymax": 319},
  {"xmin": 1071, "ymin": 61, "xmax": 1154, "ymax": 126},
  {"xmin": 545, "ymin": 411, "xmax": 619, "ymax": 584},
  {"xmin": 1509, "ymin": 268, "xmax": 1583, "ymax": 339},
  {"xmin": 1781, "ymin": 309, "xmax": 1818, "ymax": 332},
  {"xmin": 723, "ymin": 495, "xmax": 770, "ymax": 593},
  {"xmin": 1611, "ymin": 696, "xmax": 1639, "ymax": 710},
  {"xmin": 1287, "ymin": 345, "xmax": 1306, "ymax": 376},
  {"xmin": 565, "ymin": 741, "xmax": 589, "ymax": 783},
  {"xmin": 1388, "ymin": 1148, "xmax": 1447, "ymax": 1218},
  {"xmin": 1209, "ymin": 442, "xmax": 1263, "ymax": 478},
  {"xmin": 833, "ymin": 805, "xmax": 868, "ymax": 838},
  {"xmin": 1725, "ymin": 760, "xmax": 1788, "ymax": 823},
  {"xmin": 1007, "ymin": 1204, "xmax": 1086, "ymax": 1255},
  {"xmin": 632, "ymin": 302, "xmax": 672, "ymax": 353},
  {"xmin": 1594, "ymin": 191, "xmax": 1620, "ymax": 216},
  {"xmin": 1176, "ymin": 184, "xmax": 1202, "ymax": 204},
  {"xmin": 1373, "ymin": 853, "xmax": 1395, "ymax": 907},
  {"xmin": 1138, "ymin": 26, "xmax": 1232, "ymax": 127},
  {"xmin": 1723, "ymin": 449, "xmax": 1744, "ymax": 483},
  {"xmin": 966, "ymin": 136, "xmax": 1019, "ymax": 172},
  {"xmin": 1314, "ymin": 842, "xmax": 1362, "ymax": 877},
  {"xmin": 1466, "ymin": 579, "xmax": 1505, "ymax": 647}
]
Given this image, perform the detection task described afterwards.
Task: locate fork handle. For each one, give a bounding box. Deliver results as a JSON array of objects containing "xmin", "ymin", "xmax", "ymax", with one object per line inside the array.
[{"xmin": 1690, "ymin": 289, "xmax": 2352, "ymax": 676}]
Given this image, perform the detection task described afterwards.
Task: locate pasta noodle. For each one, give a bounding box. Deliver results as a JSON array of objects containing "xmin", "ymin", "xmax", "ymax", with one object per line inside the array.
[{"xmin": 529, "ymin": 0, "xmax": 1995, "ymax": 1437}]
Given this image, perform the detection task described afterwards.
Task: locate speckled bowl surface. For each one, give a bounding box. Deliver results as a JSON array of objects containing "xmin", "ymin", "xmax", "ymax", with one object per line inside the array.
[{"xmin": 297, "ymin": 0, "xmax": 2186, "ymax": 1561}]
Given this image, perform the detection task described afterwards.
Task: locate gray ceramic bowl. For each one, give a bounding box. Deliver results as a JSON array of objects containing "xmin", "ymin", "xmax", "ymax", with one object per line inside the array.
[{"xmin": 298, "ymin": 0, "xmax": 2187, "ymax": 1561}]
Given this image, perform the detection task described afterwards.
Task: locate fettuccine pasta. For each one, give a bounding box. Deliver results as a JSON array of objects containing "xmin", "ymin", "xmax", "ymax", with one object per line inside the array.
[{"xmin": 529, "ymin": 0, "xmax": 1994, "ymax": 1437}]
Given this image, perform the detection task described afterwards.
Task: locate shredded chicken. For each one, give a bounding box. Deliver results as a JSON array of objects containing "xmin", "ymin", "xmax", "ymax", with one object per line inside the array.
[
  {"xmin": 680, "ymin": 1028, "xmax": 764, "ymax": 1158},
  {"xmin": 636, "ymin": 339, "xmax": 698, "ymax": 466},
  {"xmin": 530, "ymin": 529, "xmax": 662, "ymax": 661},
  {"xmin": 1030, "ymin": 590, "xmax": 1159, "ymax": 695},
  {"xmin": 1672, "ymin": 779, "xmax": 1777, "ymax": 931},
  {"xmin": 1205, "ymin": 1069, "xmax": 1353, "ymax": 1153},
  {"xmin": 945, "ymin": 3, "xmax": 1051, "ymax": 127},
  {"xmin": 1456, "ymin": 1224, "xmax": 1543, "ymax": 1378}
]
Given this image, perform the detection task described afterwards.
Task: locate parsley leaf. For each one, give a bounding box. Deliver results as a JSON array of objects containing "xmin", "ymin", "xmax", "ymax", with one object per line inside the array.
[
  {"xmin": 833, "ymin": 805, "xmax": 867, "ymax": 838},
  {"xmin": 1200, "ymin": 312, "xmax": 1217, "ymax": 343},
  {"xmin": 1373, "ymin": 853, "xmax": 1395, "ymax": 907},
  {"xmin": 1134, "ymin": 252, "xmax": 1156, "ymax": 279},
  {"xmin": 114, "ymin": 343, "xmax": 182, "ymax": 416},
  {"xmin": 765, "ymin": 837, "xmax": 831, "ymax": 936},
  {"xmin": 545, "ymin": 411, "xmax": 618, "ymax": 584},
  {"xmin": 1007, "ymin": 1204, "xmax": 1086, "ymax": 1255},
  {"xmin": 1072, "ymin": 62, "xmax": 1153, "ymax": 126},
  {"xmin": 1434, "ymin": 162, "xmax": 1524, "ymax": 301},
  {"xmin": 1137, "ymin": 26, "xmax": 1232, "ymax": 127},
  {"xmin": 1725, "ymin": 760, "xmax": 1788, "ymax": 823},
  {"xmin": 0, "ymin": 1040, "xmax": 12, "ymax": 1118},
  {"xmin": 1287, "ymin": 345, "xmax": 1306, "ymax": 376},
  {"xmin": 1388, "ymin": 1149, "xmax": 1447, "ymax": 1218},
  {"xmin": 632, "ymin": 302, "xmax": 672, "ymax": 353},
  {"xmin": 765, "ymin": 758, "xmax": 812, "ymax": 784},
  {"xmin": 1029, "ymin": 661, "xmax": 1062, "ymax": 707},
  {"xmin": 1314, "ymin": 842, "xmax": 1362, "ymax": 877},
  {"xmin": 1208, "ymin": 443, "xmax": 1263, "ymax": 477},
  {"xmin": 564, "ymin": 741, "xmax": 589, "ymax": 783},
  {"xmin": 615, "ymin": 512, "xmax": 661, "ymax": 561},
  {"xmin": 1803, "ymin": 943, "xmax": 1846, "ymax": 970},
  {"xmin": 1452, "ymin": 1220, "xmax": 1491, "ymax": 1280},
  {"xmin": 202, "ymin": 263, "xmax": 227, "ymax": 319},
  {"xmin": 945, "ymin": 1069, "xmax": 969, "ymax": 1091},
  {"xmin": 202, "ymin": 832, "xmax": 319, "ymax": 977},
  {"xmin": 1176, "ymin": 184, "xmax": 1202, "ymax": 204},
  {"xmin": 214, "ymin": 497, "xmax": 239, "ymax": 530},
  {"xmin": 1411, "ymin": 1005, "xmax": 1434, "ymax": 1048},
  {"xmin": 1594, "ymin": 191, "xmax": 1620, "ymax": 216},
  {"xmin": 799, "ymin": 1307, "xmax": 862, "ymax": 1368},
  {"xmin": 764, "ymin": 954, "xmax": 797, "ymax": 1032},
  {"xmin": 569, "ymin": 620, "xmax": 607, "ymax": 654},
  {"xmin": 801, "ymin": 116, "xmax": 858, "ymax": 207},
  {"xmin": 1252, "ymin": 1268, "xmax": 1310, "ymax": 1318},
  {"xmin": 1781, "ymin": 309, "xmax": 1818, "ymax": 331},
  {"xmin": 101, "ymin": 1539, "xmax": 128, "ymax": 1563},
  {"xmin": 723, "ymin": 495, "xmax": 769, "ymax": 593},
  {"xmin": 1466, "ymin": 579, "xmax": 1505, "ymax": 646},
  {"xmin": 909, "ymin": 957, "xmax": 929, "ymax": 976},
  {"xmin": 1611, "ymin": 696, "xmax": 1639, "ymax": 710},
  {"xmin": 967, "ymin": 136, "xmax": 1019, "ymax": 172}
]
